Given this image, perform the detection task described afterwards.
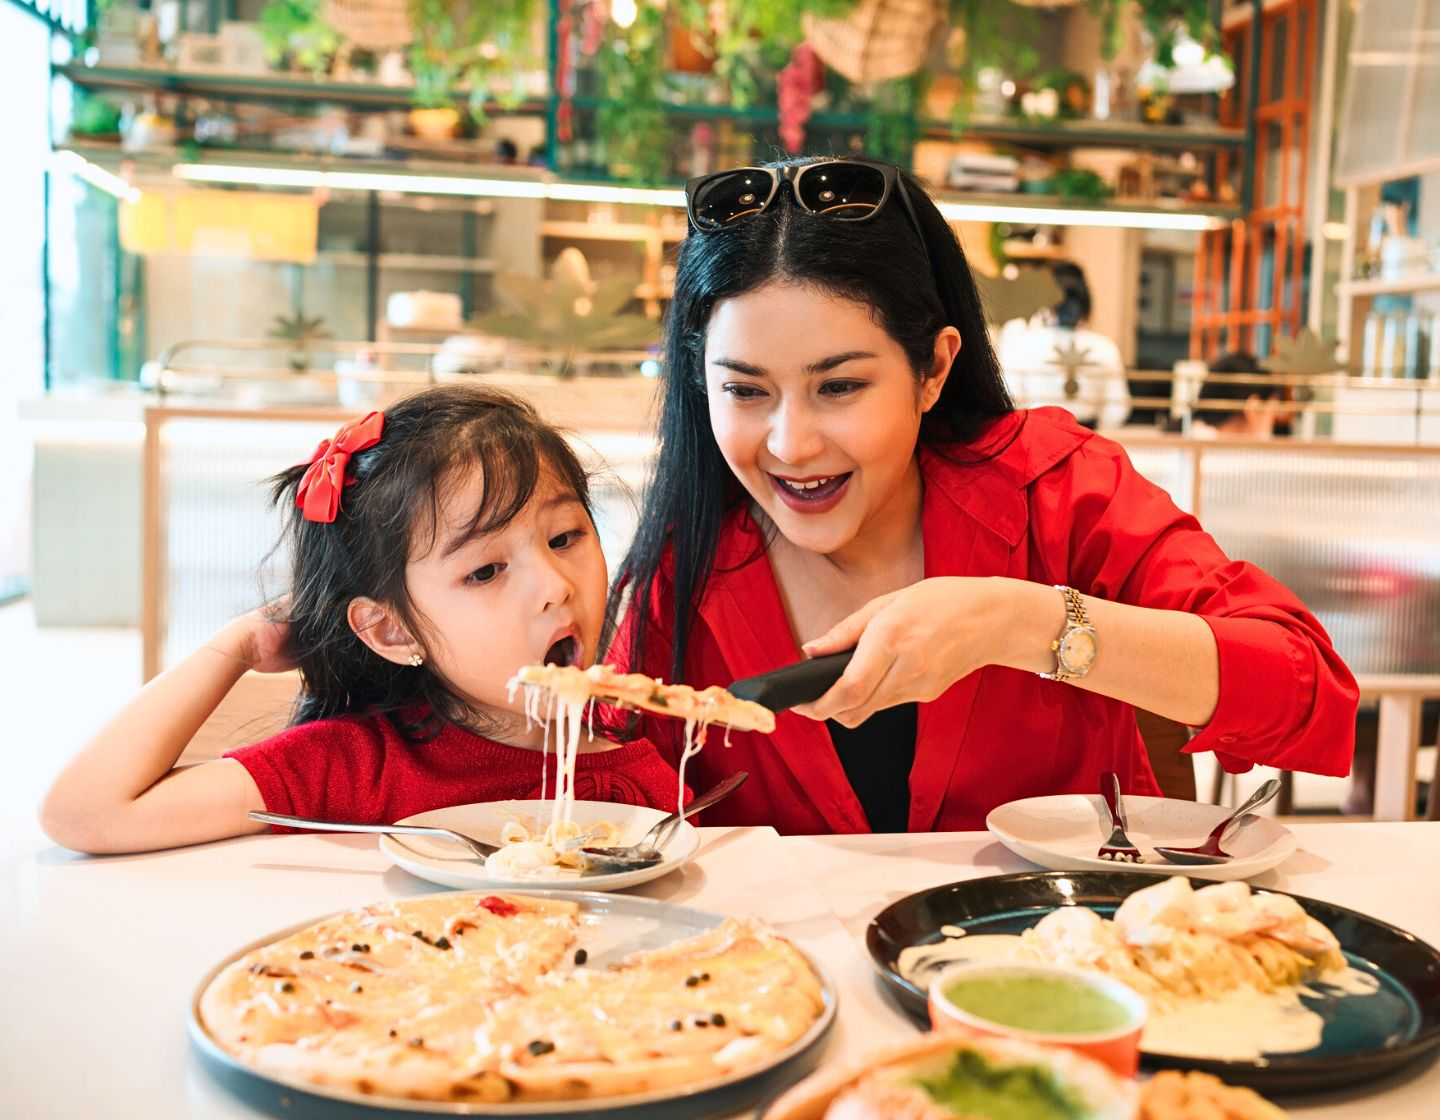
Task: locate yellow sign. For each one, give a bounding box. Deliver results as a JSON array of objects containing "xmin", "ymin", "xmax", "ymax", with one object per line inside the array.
[{"xmin": 120, "ymin": 190, "xmax": 318, "ymax": 263}]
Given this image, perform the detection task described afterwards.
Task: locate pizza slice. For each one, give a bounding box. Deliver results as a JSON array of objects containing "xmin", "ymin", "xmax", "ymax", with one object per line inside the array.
[{"xmin": 511, "ymin": 663, "xmax": 777, "ymax": 734}]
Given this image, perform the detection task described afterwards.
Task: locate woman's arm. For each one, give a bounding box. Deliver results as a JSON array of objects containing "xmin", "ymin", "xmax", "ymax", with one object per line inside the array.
[
  {"xmin": 797, "ymin": 435, "xmax": 1357, "ymax": 778},
  {"xmin": 39, "ymin": 606, "xmax": 293, "ymax": 854},
  {"xmin": 797, "ymin": 577, "xmax": 1218, "ymax": 726}
]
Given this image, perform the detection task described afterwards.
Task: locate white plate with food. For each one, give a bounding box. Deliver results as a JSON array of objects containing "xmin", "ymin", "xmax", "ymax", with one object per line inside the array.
[
  {"xmin": 379, "ymin": 799, "xmax": 700, "ymax": 892},
  {"xmin": 189, "ymin": 889, "xmax": 837, "ymax": 1117},
  {"xmin": 986, "ymin": 794, "xmax": 1297, "ymax": 881}
]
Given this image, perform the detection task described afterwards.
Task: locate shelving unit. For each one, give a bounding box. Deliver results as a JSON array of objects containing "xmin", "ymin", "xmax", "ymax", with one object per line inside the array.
[
  {"xmin": 55, "ymin": 62, "xmax": 547, "ymax": 115},
  {"xmin": 47, "ymin": 2, "xmax": 1259, "ymax": 378}
]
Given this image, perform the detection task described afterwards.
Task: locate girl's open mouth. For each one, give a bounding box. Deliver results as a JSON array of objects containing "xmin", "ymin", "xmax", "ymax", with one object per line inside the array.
[{"xmin": 543, "ymin": 635, "xmax": 581, "ymax": 667}]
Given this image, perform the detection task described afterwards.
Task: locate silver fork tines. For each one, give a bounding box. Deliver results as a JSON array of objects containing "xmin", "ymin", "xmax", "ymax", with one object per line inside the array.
[{"xmin": 1097, "ymin": 771, "xmax": 1143, "ymax": 863}]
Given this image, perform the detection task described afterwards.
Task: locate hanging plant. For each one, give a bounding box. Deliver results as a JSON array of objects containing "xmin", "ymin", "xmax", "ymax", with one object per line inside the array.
[
  {"xmin": 1130, "ymin": 0, "xmax": 1220, "ymax": 70},
  {"xmin": 596, "ymin": 3, "xmax": 670, "ymax": 183}
]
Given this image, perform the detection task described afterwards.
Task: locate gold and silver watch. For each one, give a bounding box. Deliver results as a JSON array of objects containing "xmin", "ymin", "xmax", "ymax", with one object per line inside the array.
[{"xmin": 1039, "ymin": 585, "xmax": 1099, "ymax": 682}]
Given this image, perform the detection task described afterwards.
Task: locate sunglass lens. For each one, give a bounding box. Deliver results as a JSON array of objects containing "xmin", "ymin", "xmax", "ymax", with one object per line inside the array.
[
  {"xmin": 795, "ymin": 163, "xmax": 889, "ymax": 220},
  {"xmin": 691, "ymin": 171, "xmax": 774, "ymax": 229}
]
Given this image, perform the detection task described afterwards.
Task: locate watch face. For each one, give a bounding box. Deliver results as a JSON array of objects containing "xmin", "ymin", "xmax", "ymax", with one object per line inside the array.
[{"xmin": 1058, "ymin": 627, "xmax": 1099, "ymax": 674}]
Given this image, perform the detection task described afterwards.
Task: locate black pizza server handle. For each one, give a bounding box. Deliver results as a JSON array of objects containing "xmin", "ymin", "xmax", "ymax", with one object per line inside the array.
[{"xmin": 728, "ymin": 649, "xmax": 856, "ymax": 713}]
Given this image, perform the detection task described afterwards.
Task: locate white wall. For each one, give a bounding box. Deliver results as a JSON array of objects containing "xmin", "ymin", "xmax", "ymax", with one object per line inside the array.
[{"xmin": 0, "ymin": 9, "xmax": 51, "ymax": 597}]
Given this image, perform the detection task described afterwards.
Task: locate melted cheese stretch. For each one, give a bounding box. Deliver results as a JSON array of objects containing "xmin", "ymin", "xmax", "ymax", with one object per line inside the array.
[
  {"xmin": 509, "ymin": 664, "xmax": 739, "ymax": 858},
  {"xmin": 486, "ymin": 684, "xmax": 614, "ymax": 881}
]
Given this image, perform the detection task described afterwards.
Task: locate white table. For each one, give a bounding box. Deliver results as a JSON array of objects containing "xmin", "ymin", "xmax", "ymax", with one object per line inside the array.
[{"xmin": 2, "ymin": 823, "xmax": 1437, "ymax": 1119}]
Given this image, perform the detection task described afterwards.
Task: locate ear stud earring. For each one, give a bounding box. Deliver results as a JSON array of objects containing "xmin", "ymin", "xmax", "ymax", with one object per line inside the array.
[{"xmin": 407, "ymin": 652, "xmax": 424, "ymax": 667}]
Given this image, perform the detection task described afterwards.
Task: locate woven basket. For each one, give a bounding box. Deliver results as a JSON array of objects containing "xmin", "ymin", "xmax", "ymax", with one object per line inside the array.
[
  {"xmin": 802, "ymin": 0, "xmax": 946, "ymax": 85},
  {"xmin": 321, "ymin": 0, "xmax": 412, "ymax": 51}
]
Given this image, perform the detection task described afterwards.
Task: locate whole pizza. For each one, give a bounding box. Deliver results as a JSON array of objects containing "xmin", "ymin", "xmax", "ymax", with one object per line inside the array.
[{"xmin": 198, "ymin": 892, "xmax": 827, "ymax": 1103}]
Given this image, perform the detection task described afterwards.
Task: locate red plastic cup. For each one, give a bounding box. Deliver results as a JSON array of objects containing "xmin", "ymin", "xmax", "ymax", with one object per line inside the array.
[{"xmin": 927, "ymin": 961, "xmax": 1148, "ymax": 1078}]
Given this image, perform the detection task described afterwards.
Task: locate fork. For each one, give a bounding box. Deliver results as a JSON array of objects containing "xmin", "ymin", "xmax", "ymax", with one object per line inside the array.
[
  {"xmin": 1096, "ymin": 771, "xmax": 1143, "ymax": 863},
  {"xmin": 248, "ymin": 811, "xmax": 501, "ymax": 859},
  {"xmin": 579, "ymin": 771, "xmax": 748, "ymax": 873}
]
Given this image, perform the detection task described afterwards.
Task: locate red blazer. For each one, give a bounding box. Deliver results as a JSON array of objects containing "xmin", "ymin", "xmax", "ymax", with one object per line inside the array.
[{"xmin": 612, "ymin": 409, "xmax": 1357, "ymax": 834}]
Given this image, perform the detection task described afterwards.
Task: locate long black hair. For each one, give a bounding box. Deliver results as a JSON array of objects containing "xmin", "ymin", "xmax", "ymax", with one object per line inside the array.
[
  {"xmin": 269, "ymin": 382, "xmax": 591, "ymax": 738},
  {"xmin": 611, "ymin": 155, "xmax": 1014, "ymax": 687}
]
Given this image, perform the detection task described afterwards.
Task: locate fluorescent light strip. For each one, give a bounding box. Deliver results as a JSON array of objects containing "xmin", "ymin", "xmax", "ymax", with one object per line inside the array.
[
  {"xmin": 171, "ymin": 162, "xmax": 1221, "ymax": 230},
  {"xmin": 172, "ymin": 163, "xmax": 684, "ymax": 207},
  {"xmin": 52, "ymin": 150, "xmax": 141, "ymax": 204},
  {"xmin": 936, "ymin": 200, "xmax": 1225, "ymax": 231}
]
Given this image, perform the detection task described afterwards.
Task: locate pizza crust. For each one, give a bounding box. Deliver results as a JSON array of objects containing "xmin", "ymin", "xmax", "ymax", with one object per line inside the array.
[
  {"xmin": 199, "ymin": 894, "xmax": 824, "ymax": 1104},
  {"xmin": 512, "ymin": 663, "xmax": 777, "ymax": 734}
]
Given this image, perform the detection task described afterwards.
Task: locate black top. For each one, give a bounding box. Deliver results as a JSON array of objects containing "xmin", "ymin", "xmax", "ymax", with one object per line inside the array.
[{"xmin": 827, "ymin": 703, "xmax": 918, "ymax": 833}]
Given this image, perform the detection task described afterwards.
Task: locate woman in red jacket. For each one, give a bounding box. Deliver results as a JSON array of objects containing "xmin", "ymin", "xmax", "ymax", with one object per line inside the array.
[{"xmin": 609, "ymin": 157, "xmax": 1356, "ymax": 834}]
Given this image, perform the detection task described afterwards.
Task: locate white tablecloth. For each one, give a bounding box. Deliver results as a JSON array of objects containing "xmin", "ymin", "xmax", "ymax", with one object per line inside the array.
[{"xmin": 2, "ymin": 823, "xmax": 1437, "ymax": 1118}]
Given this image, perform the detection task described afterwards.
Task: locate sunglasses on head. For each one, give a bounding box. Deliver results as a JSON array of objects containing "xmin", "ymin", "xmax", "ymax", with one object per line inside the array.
[{"xmin": 684, "ymin": 159, "xmax": 931, "ymax": 258}]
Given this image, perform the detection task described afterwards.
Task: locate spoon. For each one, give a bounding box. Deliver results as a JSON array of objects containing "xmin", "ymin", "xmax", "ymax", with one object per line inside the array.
[
  {"xmin": 1152, "ymin": 778, "xmax": 1283, "ymax": 865},
  {"xmin": 579, "ymin": 771, "xmax": 749, "ymax": 873}
]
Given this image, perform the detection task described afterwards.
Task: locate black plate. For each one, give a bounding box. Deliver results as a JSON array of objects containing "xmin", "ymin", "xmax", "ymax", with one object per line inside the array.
[{"xmin": 866, "ymin": 871, "xmax": 1440, "ymax": 1095}]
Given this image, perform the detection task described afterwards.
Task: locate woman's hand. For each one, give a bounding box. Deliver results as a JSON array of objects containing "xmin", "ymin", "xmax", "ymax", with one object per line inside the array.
[
  {"xmin": 206, "ymin": 599, "xmax": 296, "ymax": 674},
  {"xmin": 793, "ymin": 577, "xmax": 1036, "ymax": 727}
]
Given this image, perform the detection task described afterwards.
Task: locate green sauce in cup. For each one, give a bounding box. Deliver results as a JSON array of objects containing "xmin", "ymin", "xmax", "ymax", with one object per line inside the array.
[{"xmin": 940, "ymin": 974, "xmax": 1132, "ymax": 1035}]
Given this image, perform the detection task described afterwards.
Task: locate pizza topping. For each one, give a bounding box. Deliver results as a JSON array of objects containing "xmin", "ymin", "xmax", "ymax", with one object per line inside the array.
[
  {"xmin": 434, "ymin": 937, "xmax": 452, "ymax": 951},
  {"xmin": 299, "ymin": 950, "xmax": 314, "ymax": 960},
  {"xmin": 350, "ymin": 983, "xmax": 363, "ymax": 993},
  {"xmin": 478, "ymin": 896, "xmax": 520, "ymax": 917},
  {"xmin": 573, "ymin": 948, "xmax": 588, "ymax": 965},
  {"xmin": 279, "ymin": 981, "xmax": 295, "ymax": 993},
  {"xmin": 201, "ymin": 903, "xmax": 822, "ymax": 1105},
  {"xmin": 350, "ymin": 942, "xmax": 370, "ymax": 953}
]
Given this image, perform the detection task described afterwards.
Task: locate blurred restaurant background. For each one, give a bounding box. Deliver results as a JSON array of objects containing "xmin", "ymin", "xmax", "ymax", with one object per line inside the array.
[{"xmin": 3, "ymin": 0, "xmax": 1437, "ymax": 821}]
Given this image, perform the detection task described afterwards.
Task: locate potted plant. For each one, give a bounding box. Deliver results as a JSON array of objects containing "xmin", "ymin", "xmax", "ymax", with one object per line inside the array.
[
  {"xmin": 258, "ymin": 0, "xmax": 342, "ymax": 78},
  {"xmin": 408, "ymin": 0, "xmax": 543, "ymax": 128},
  {"xmin": 269, "ymin": 311, "xmax": 333, "ymax": 373}
]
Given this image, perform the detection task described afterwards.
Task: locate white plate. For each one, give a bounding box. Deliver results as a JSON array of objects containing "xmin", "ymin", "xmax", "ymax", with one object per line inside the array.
[
  {"xmin": 379, "ymin": 800, "xmax": 699, "ymax": 892},
  {"xmin": 986, "ymin": 794, "xmax": 1297, "ymax": 881},
  {"xmin": 190, "ymin": 891, "xmax": 838, "ymax": 1117}
]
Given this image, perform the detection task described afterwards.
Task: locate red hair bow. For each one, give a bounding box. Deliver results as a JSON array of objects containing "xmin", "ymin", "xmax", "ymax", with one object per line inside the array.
[{"xmin": 296, "ymin": 411, "xmax": 385, "ymax": 523}]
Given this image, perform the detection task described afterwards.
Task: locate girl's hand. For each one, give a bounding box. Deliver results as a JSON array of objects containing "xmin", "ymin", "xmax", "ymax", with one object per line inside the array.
[
  {"xmin": 792, "ymin": 577, "xmax": 1037, "ymax": 727},
  {"xmin": 206, "ymin": 599, "xmax": 296, "ymax": 674}
]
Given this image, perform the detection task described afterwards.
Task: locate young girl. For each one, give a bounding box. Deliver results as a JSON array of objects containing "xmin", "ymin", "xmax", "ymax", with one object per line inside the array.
[{"xmin": 41, "ymin": 383, "xmax": 681, "ymax": 854}]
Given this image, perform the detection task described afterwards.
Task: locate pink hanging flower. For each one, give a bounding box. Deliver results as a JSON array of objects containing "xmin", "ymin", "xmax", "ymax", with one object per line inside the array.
[{"xmin": 778, "ymin": 43, "xmax": 826, "ymax": 154}]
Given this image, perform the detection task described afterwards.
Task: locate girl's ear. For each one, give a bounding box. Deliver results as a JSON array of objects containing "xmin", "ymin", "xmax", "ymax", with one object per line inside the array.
[
  {"xmin": 347, "ymin": 597, "xmax": 420, "ymax": 666},
  {"xmin": 921, "ymin": 326, "xmax": 962, "ymax": 412}
]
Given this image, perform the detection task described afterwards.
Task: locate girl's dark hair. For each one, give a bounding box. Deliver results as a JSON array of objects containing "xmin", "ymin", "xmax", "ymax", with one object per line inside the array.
[
  {"xmin": 1051, "ymin": 261, "xmax": 1092, "ymax": 328},
  {"xmin": 611, "ymin": 155, "xmax": 1014, "ymax": 686},
  {"xmin": 270, "ymin": 383, "xmax": 591, "ymax": 737}
]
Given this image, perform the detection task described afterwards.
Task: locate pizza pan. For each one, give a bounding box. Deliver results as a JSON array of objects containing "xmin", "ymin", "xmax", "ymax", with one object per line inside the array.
[
  {"xmin": 189, "ymin": 890, "xmax": 837, "ymax": 1119},
  {"xmin": 866, "ymin": 870, "xmax": 1440, "ymax": 1094}
]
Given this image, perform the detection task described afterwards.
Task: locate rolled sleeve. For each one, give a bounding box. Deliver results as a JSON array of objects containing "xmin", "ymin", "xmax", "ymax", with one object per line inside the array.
[
  {"xmin": 1046, "ymin": 436, "xmax": 1358, "ymax": 780},
  {"xmin": 1184, "ymin": 614, "xmax": 1355, "ymax": 777}
]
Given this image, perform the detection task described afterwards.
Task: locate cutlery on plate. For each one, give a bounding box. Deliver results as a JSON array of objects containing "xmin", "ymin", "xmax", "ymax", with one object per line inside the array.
[
  {"xmin": 1096, "ymin": 771, "xmax": 1143, "ymax": 863},
  {"xmin": 248, "ymin": 811, "xmax": 501, "ymax": 859},
  {"xmin": 1153, "ymin": 778, "xmax": 1283, "ymax": 866},
  {"xmin": 728, "ymin": 650, "xmax": 855, "ymax": 713},
  {"xmin": 579, "ymin": 771, "xmax": 749, "ymax": 873}
]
